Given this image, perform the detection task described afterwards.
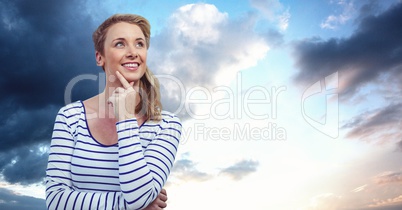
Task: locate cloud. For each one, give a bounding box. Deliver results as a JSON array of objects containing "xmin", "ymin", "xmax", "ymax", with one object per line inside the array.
[
  {"xmin": 374, "ymin": 171, "xmax": 402, "ymax": 185},
  {"xmin": 170, "ymin": 4, "xmax": 227, "ymax": 45},
  {"xmin": 0, "ymin": 106, "xmax": 58, "ymax": 153},
  {"xmin": 352, "ymin": 184, "xmax": 368, "ymax": 193},
  {"xmin": 307, "ymin": 193, "xmax": 343, "ymax": 210},
  {"xmin": 397, "ymin": 140, "xmax": 402, "ymax": 152},
  {"xmin": 0, "ymin": 188, "xmax": 45, "ymax": 210},
  {"xmin": 342, "ymin": 103, "xmax": 402, "ymax": 142},
  {"xmin": 368, "ymin": 195, "xmax": 402, "ymax": 209},
  {"xmin": 0, "ymin": 0, "xmax": 97, "ymax": 138},
  {"xmin": 0, "ymin": 0, "xmax": 103, "ymax": 184},
  {"xmin": 219, "ymin": 159, "xmax": 259, "ymax": 180},
  {"xmin": 249, "ymin": 0, "xmax": 290, "ymax": 31},
  {"xmin": 0, "ymin": 0, "xmax": 99, "ymax": 108},
  {"xmin": 321, "ymin": 0, "xmax": 356, "ymax": 29},
  {"xmin": 355, "ymin": 0, "xmax": 380, "ymax": 22},
  {"xmin": 357, "ymin": 204, "xmax": 402, "ymax": 210},
  {"xmin": 0, "ymin": 145, "xmax": 49, "ymax": 185},
  {"xmin": 341, "ymin": 169, "xmax": 402, "ymax": 209},
  {"xmin": 171, "ymin": 158, "xmax": 211, "ymax": 182},
  {"xmin": 149, "ymin": 3, "xmax": 280, "ymax": 117},
  {"xmin": 151, "ymin": 3, "xmax": 273, "ymax": 85},
  {"xmin": 293, "ymin": 2, "xmax": 402, "ymax": 98}
]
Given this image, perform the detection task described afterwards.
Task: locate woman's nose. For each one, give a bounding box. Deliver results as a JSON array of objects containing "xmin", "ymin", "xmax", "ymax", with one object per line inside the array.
[{"xmin": 126, "ymin": 47, "xmax": 138, "ymax": 58}]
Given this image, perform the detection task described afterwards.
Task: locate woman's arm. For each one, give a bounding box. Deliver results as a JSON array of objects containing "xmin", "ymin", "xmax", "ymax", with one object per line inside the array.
[{"xmin": 116, "ymin": 114, "xmax": 181, "ymax": 209}]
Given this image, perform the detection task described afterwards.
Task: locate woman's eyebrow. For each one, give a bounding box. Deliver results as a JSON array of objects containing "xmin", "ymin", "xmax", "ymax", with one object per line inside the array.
[
  {"xmin": 112, "ymin": 37, "xmax": 126, "ymax": 42},
  {"xmin": 113, "ymin": 37, "xmax": 144, "ymax": 42}
]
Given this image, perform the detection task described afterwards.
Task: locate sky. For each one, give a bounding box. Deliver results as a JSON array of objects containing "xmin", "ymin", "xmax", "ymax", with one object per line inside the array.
[{"xmin": 0, "ymin": 0, "xmax": 401, "ymax": 209}]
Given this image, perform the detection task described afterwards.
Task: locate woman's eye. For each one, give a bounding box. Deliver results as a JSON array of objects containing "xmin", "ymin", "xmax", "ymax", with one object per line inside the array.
[
  {"xmin": 115, "ymin": 42, "xmax": 124, "ymax": 47},
  {"xmin": 136, "ymin": 42, "xmax": 144, "ymax": 48}
]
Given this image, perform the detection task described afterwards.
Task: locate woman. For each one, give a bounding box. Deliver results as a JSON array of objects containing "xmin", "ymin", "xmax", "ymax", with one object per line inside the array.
[{"xmin": 45, "ymin": 14, "xmax": 181, "ymax": 210}]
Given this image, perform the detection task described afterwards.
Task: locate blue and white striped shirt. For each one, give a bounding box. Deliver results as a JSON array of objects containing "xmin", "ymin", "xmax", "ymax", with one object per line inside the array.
[{"xmin": 45, "ymin": 101, "xmax": 181, "ymax": 210}]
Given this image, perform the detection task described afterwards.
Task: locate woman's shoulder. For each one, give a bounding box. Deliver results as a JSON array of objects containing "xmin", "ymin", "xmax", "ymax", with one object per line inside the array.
[
  {"xmin": 161, "ymin": 110, "xmax": 180, "ymax": 122},
  {"xmin": 58, "ymin": 101, "xmax": 84, "ymax": 117},
  {"xmin": 159, "ymin": 110, "xmax": 181, "ymax": 128}
]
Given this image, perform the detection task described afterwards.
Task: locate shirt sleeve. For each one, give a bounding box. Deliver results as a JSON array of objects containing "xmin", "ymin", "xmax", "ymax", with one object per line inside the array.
[
  {"xmin": 116, "ymin": 115, "xmax": 181, "ymax": 209},
  {"xmin": 45, "ymin": 107, "xmax": 182, "ymax": 210}
]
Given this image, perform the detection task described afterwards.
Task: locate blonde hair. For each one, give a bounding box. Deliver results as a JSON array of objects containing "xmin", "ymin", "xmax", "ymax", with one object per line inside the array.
[{"xmin": 93, "ymin": 14, "xmax": 162, "ymax": 121}]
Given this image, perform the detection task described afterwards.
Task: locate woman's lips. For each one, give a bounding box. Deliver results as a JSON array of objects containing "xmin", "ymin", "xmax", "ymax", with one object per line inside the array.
[{"xmin": 122, "ymin": 62, "xmax": 139, "ymax": 71}]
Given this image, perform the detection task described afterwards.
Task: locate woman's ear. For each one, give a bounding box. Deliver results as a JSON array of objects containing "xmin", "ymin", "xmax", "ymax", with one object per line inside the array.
[{"xmin": 95, "ymin": 51, "xmax": 104, "ymax": 66}]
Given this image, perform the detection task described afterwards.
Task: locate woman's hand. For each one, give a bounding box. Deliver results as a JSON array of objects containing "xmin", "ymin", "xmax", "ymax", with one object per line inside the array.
[
  {"xmin": 143, "ymin": 188, "xmax": 168, "ymax": 210},
  {"xmin": 108, "ymin": 71, "xmax": 138, "ymax": 121}
]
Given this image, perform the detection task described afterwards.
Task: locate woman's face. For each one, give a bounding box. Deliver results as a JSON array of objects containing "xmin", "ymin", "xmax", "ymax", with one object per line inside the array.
[{"xmin": 96, "ymin": 22, "xmax": 147, "ymax": 87}]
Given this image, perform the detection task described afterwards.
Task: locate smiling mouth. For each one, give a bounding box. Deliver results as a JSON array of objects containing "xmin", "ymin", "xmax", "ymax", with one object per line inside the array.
[{"xmin": 122, "ymin": 62, "xmax": 139, "ymax": 68}]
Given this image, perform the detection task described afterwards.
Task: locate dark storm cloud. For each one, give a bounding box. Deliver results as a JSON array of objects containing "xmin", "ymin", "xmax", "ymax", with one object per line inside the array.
[
  {"xmin": 292, "ymin": 1, "xmax": 402, "ymax": 97},
  {"xmin": 0, "ymin": 188, "xmax": 46, "ymax": 210},
  {"xmin": 0, "ymin": 0, "xmax": 103, "ymax": 184},
  {"xmin": 220, "ymin": 159, "xmax": 259, "ymax": 180},
  {"xmin": 0, "ymin": 0, "xmax": 98, "ymax": 108},
  {"xmin": 0, "ymin": 105, "xmax": 58, "ymax": 153},
  {"xmin": 355, "ymin": 0, "xmax": 380, "ymax": 22},
  {"xmin": 0, "ymin": 144, "xmax": 49, "ymax": 184},
  {"xmin": 293, "ymin": 1, "xmax": 402, "ymax": 144},
  {"xmin": 0, "ymin": 134, "xmax": 48, "ymax": 183}
]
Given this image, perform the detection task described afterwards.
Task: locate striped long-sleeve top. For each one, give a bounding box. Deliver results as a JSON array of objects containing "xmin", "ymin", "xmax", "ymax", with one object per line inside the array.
[{"xmin": 45, "ymin": 101, "xmax": 181, "ymax": 210}]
